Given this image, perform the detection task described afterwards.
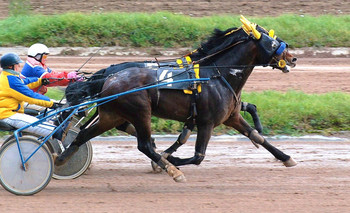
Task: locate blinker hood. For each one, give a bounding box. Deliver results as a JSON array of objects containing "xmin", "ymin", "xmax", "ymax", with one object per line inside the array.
[{"xmin": 257, "ymin": 34, "xmax": 286, "ymax": 63}]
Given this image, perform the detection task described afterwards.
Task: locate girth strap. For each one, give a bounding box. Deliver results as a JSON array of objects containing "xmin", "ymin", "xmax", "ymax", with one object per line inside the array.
[{"xmin": 186, "ymin": 85, "xmax": 199, "ymax": 126}]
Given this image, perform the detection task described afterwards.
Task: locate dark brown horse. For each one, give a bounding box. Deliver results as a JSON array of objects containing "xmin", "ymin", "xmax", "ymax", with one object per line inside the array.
[{"xmin": 57, "ymin": 16, "xmax": 297, "ymax": 182}]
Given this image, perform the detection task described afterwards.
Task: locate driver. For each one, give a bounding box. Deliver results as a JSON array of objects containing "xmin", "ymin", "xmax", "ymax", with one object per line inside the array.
[
  {"xmin": 0, "ymin": 52, "xmax": 64, "ymax": 140},
  {"xmin": 21, "ymin": 43, "xmax": 82, "ymax": 95}
]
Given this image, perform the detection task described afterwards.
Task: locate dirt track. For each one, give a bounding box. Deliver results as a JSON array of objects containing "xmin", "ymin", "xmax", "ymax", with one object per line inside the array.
[{"xmin": 1, "ymin": 138, "xmax": 350, "ymax": 212}]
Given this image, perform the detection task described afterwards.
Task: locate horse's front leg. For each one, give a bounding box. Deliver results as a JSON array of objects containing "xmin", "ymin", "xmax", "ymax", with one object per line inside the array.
[
  {"xmin": 166, "ymin": 123, "xmax": 214, "ymax": 166},
  {"xmin": 241, "ymin": 102, "xmax": 263, "ymax": 133},
  {"xmin": 150, "ymin": 123, "xmax": 194, "ymax": 172},
  {"xmin": 224, "ymin": 114, "xmax": 297, "ymax": 167}
]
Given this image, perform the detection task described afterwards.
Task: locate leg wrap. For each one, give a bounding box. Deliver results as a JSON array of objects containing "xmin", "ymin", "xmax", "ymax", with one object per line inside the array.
[{"xmin": 248, "ymin": 129, "xmax": 265, "ymax": 145}]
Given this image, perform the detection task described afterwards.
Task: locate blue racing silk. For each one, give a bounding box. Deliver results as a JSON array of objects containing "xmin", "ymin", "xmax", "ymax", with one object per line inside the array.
[
  {"xmin": 0, "ymin": 69, "xmax": 53, "ymax": 119},
  {"xmin": 21, "ymin": 57, "xmax": 52, "ymax": 78}
]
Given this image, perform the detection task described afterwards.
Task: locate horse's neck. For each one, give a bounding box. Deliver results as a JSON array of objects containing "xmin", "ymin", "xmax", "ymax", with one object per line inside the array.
[{"xmin": 213, "ymin": 54, "xmax": 256, "ymax": 94}]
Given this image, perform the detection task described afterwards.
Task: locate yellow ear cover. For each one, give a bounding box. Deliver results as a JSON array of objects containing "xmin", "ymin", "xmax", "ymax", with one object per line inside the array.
[{"xmin": 240, "ymin": 15, "xmax": 261, "ymax": 39}]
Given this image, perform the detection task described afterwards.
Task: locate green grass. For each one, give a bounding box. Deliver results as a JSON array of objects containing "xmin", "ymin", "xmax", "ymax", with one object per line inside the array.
[
  {"xmin": 0, "ymin": 12, "xmax": 349, "ymax": 48},
  {"xmin": 44, "ymin": 88, "xmax": 350, "ymax": 136}
]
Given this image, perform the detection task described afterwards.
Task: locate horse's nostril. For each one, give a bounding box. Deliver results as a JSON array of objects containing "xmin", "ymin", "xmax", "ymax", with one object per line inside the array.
[{"xmin": 292, "ymin": 58, "xmax": 297, "ymax": 63}]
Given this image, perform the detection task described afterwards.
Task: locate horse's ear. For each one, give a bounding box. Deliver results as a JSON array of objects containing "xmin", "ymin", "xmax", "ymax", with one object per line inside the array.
[{"xmin": 240, "ymin": 15, "xmax": 261, "ymax": 40}]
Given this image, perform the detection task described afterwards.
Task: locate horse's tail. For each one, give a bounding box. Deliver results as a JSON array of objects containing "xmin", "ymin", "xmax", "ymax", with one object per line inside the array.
[{"xmin": 65, "ymin": 79, "xmax": 105, "ymax": 105}]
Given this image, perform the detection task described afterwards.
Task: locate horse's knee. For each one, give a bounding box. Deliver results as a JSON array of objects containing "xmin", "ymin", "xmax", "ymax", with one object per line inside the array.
[
  {"xmin": 137, "ymin": 142, "xmax": 153, "ymax": 155},
  {"xmin": 193, "ymin": 152, "xmax": 205, "ymax": 165},
  {"xmin": 248, "ymin": 129, "xmax": 265, "ymax": 144}
]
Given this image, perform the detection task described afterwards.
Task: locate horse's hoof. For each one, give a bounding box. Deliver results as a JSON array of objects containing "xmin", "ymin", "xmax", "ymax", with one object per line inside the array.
[
  {"xmin": 174, "ymin": 174, "xmax": 187, "ymax": 182},
  {"xmin": 55, "ymin": 145, "xmax": 79, "ymax": 166},
  {"xmin": 52, "ymin": 153, "xmax": 58, "ymax": 162},
  {"xmin": 166, "ymin": 165, "xmax": 186, "ymax": 183},
  {"xmin": 283, "ymin": 157, "xmax": 297, "ymax": 167},
  {"xmin": 151, "ymin": 161, "xmax": 163, "ymax": 173}
]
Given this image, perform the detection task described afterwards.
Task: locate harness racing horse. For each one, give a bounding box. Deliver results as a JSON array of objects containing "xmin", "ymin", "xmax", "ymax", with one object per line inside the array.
[
  {"xmin": 66, "ymin": 60, "xmax": 263, "ymax": 133},
  {"xmin": 57, "ymin": 16, "xmax": 297, "ymax": 182},
  {"xmin": 65, "ymin": 54, "xmax": 264, "ymax": 157}
]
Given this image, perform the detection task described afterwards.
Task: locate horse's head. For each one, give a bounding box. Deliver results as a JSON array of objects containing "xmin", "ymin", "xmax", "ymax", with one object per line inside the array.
[{"xmin": 240, "ymin": 15, "xmax": 297, "ymax": 73}]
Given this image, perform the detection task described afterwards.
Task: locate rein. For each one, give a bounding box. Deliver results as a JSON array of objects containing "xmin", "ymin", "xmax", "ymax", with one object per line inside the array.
[
  {"xmin": 193, "ymin": 39, "xmax": 247, "ymax": 65},
  {"xmin": 80, "ymin": 66, "xmax": 194, "ymax": 101}
]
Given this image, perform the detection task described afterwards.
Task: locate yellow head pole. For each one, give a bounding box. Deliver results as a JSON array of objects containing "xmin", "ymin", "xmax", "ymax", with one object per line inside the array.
[{"xmin": 240, "ymin": 15, "xmax": 261, "ymax": 39}]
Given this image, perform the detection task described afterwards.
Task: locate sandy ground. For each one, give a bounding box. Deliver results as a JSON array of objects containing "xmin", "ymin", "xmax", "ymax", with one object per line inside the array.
[{"xmin": 1, "ymin": 137, "xmax": 350, "ymax": 213}]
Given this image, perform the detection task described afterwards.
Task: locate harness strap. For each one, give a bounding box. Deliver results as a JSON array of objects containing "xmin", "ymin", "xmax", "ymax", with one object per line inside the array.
[
  {"xmin": 212, "ymin": 63, "xmax": 239, "ymax": 107},
  {"xmin": 193, "ymin": 39, "xmax": 247, "ymax": 65},
  {"xmin": 186, "ymin": 67, "xmax": 199, "ymax": 125}
]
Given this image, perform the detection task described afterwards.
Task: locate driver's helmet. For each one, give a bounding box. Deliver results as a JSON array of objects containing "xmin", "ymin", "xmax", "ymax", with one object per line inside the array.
[
  {"xmin": 1, "ymin": 52, "xmax": 24, "ymax": 69},
  {"xmin": 28, "ymin": 43, "xmax": 50, "ymax": 61}
]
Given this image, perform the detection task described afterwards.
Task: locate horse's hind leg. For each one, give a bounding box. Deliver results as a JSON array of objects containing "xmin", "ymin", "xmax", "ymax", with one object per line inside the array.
[
  {"xmin": 224, "ymin": 114, "xmax": 297, "ymax": 167},
  {"xmin": 54, "ymin": 112, "xmax": 123, "ymax": 166},
  {"xmin": 115, "ymin": 121, "xmax": 157, "ymax": 149}
]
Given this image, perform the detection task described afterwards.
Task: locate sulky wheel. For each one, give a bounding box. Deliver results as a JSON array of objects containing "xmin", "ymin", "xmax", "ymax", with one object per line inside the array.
[
  {"xmin": 0, "ymin": 136, "xmax": 53, "ymax": 195},
  {"xmin": 50, "ymin": 127, "xmax": 93, "ymax": 180},
  {"xmin": 1, "ymin": 129, "xmax": 93, "ymax": 180}
]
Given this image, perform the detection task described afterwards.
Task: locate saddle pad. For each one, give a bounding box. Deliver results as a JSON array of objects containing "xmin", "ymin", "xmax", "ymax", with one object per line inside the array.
[
  {"xmin": 156, "ymin": 64, "xmax": 201, "ymax": 94},
  {"xmin": 156, "ymin": 67, "xmax": 193, "ymax": 90}
]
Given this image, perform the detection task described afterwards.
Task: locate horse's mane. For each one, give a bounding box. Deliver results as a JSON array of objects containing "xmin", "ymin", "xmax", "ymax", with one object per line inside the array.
[{"xmin": 190, "ymin": 27, "xmax": 248, "ymax": 60}]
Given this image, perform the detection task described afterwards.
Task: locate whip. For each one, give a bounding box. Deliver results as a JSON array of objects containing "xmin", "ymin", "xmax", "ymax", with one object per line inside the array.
[{"xmin": 76, "ymin": 46, "xmax": 104, "ymax": 73}]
